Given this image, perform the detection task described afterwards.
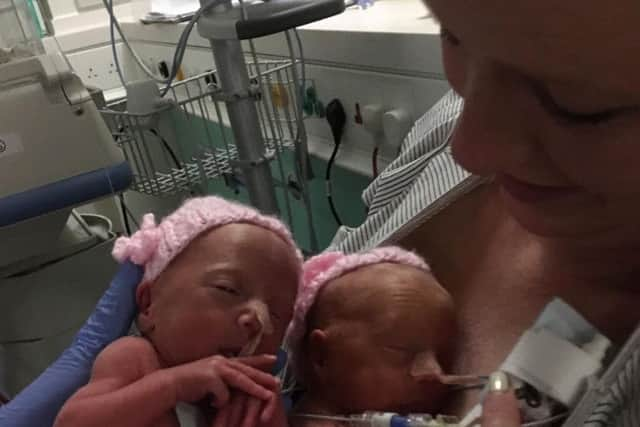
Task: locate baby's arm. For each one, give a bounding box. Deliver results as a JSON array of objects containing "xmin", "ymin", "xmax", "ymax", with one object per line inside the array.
[
  {"xmin": 54, "ymin": 336, "xmax": 179, "ymax": 427},
  {"xmin": 55, "ymin": 337, "xmax": 279, "ymax": 427}
]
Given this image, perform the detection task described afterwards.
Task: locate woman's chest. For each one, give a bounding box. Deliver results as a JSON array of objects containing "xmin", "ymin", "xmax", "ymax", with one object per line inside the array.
[
  {"xmin": 397, "ymin": 185, "xmax": 639, "ymax": 416},
  {"xmin": 400, "ymin": 186, "xmax": 550, "ymax": 372}
]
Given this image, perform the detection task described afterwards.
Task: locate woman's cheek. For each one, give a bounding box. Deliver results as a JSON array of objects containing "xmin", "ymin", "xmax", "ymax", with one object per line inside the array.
[
  {"xmin": 441, "ymin": 40, "xmax": 467, "ymax": 97},
  {"xmin": 543, "ymin": 119, "xmax": 640, "ymax": 194}
]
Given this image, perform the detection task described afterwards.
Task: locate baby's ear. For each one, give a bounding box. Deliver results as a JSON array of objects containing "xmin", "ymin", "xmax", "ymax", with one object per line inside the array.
[
  {"xmin": 308, "ymin": 329, "xmax": 329, "ymax": 372},
  {"xmin": 136, "ymin": 282, "xmax": 155, "ymax": 335},
  {"xmin": 136, "ymin": 281, "xmax": 152, "ymax": 312}
]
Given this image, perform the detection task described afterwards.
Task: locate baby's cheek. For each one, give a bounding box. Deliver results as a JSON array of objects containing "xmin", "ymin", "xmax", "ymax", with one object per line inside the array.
[{"xmin": 255, "ymin": 333, "xmax": 281, "ymax": 356}]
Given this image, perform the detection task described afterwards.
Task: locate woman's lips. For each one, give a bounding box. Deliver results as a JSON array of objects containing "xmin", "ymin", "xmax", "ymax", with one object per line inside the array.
[{"xmin": 497, "ymin": 174, "xmax": 580, "ymax": 204}]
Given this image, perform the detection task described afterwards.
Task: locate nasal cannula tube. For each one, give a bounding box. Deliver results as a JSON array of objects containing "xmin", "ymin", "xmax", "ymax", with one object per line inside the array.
[{"xmin": 292, "ymin": 412, "xmax": 460, "ymax": 427}]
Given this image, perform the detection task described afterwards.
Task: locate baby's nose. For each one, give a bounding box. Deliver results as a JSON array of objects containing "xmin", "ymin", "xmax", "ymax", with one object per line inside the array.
[
  {"xmin": 410, "ymin": 351, "xmax": 443, "ymax": 382},
  {"xmin": 238, "ymin": 311, "xmax": 262, "ymax": 337}
]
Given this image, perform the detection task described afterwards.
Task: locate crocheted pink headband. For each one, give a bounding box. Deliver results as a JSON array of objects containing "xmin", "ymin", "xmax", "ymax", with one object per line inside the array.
[
  {"xmin": 284, "ymin": 246, "xmax": 430, "ymax": 361},
  {"xmin": 112, "ymin": 196, "xmax": 303, "ymax": 284}
]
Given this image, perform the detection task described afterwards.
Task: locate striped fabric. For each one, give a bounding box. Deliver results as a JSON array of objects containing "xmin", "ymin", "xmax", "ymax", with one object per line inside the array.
[
  {"xmin": 330, "ymin": 89, "xmax": 640, "ymax": 426},
  {"xmin": 567, "ymin": 325, "xmax": 640, "ymax": 427},
  {"xmin": 330, "ymin": 90, "xmax": 483, "ymax": 253}
]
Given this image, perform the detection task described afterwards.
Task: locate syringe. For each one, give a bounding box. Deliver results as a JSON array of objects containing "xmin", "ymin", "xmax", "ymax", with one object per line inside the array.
[{"xmin": 292, "ymin": 412, "xmax": 460, "ymax": 427}]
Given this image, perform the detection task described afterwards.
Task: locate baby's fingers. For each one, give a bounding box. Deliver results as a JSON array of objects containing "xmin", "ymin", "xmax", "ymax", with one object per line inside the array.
[
  {"xmin": 226, "ymin": 360, "xmax": 279, "ymax": 389},
  {"xmin": 217, "ymin": 365, "xmax": 273, "ymax": 401},
  {"xmin": 259, "ymin": 389, "xmax": 279, "ymax": 423},
  {"xmin": 233, "ymin": 355, "xmax": 277, "ymax": 370},
  {"xmin": 229, "ymin": 393, "xmax": 248, "ymax": 427},
  {"xmin": 206, "ymin": 374, "xmax": 231, "ymax": 407},
  {"xmin": 212, "ymin": 403, "xmax": 231, "ymax": 427},
  {"xmin": 242, "ymin": 397, "xmax": 261, "ymax": 427}
]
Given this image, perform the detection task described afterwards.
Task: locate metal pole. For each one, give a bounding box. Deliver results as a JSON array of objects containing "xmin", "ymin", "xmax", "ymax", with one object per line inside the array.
[{"xmin": 208, "ymin": 26, "xmax": 280, "ymax": 214}]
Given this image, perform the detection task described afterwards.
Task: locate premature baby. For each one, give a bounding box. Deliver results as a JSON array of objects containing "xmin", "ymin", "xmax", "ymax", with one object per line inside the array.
[
  {"xmin": 286, "ymin": 247, "xmax": 458, "ymax": 426},
  {"xmin": 55, "ymin": 196, "xmax": 303, "ymax": 427}
]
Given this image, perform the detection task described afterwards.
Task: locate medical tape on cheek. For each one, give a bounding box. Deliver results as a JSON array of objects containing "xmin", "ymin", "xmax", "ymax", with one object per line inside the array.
[{"xmin": 239, "ymin": 300, "xmax": 274, "ymax": 356}]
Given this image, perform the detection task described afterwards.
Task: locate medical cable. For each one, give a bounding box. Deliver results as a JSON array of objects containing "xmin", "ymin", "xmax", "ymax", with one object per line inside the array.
[
  {"xmin": 284, "ymin": 28, "xmax": 319, "ymax": 251},
  {"xmin": 372, "ymin": 146, "xmax": 380, "ymax": 178},
  {"xmin": 118, "ymin": 193, "xmax": 139, "ymax": 234},
  {"xmin": 108, "ymin": 0, "xmax": 126, "ymax": 87},
  {"xmin": 325, "ymin": 98, "xmax": 347, "ymax": 226},
  {"xmin": 147, "ymin": 128, "xmax": 182, "ymax": 170},
  {"xmin": 293, "ymin": 411, "xmax": 569, "ymax": 427},
  {"xmin": 119, "ymin": 194, "xmax": 132, "ymax": 235},
  {"xmin": 292, "ymin": 412, "xmax": 459, "ymax": 427},
  {"xmin": 103, "ymin": 0, "xmax": 225, "ymax": 92},
  {"xmin": 521, "ymin": 413, "xmax": 569, "ymax": 426},
  {"xmin": 160, "ymin": 0, "xmax": 227, "ymax": 96},
  {"xmin": 102, "ymin": 0, "xmax": 166, "ymax": 84}
]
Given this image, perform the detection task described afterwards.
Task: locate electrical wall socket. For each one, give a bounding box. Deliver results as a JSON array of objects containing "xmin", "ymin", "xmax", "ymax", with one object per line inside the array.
[{"xmin": 66, "ymin": 43, "xmax": 127, "ymax": 90}]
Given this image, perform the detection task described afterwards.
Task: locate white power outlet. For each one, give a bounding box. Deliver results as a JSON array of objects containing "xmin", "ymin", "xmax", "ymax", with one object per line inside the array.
[{"xmin": 67, "ymin": 44, "xmax": 126, "ymax": 90}]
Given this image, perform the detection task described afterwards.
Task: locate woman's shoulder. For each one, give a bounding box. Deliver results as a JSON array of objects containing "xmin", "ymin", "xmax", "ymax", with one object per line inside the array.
[{"xmin": 330, "ymin": 90, "xmax": 484, "ymax": 253}]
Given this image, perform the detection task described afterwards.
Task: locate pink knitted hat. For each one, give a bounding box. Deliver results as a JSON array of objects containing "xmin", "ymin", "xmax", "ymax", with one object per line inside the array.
[
  {"xmin": 112, "ymin": 196, "xmax": 303, "ymax": 284},
  {"xmin": 284, "ymin": 246, "xmax": 430, "ymax": 361}
]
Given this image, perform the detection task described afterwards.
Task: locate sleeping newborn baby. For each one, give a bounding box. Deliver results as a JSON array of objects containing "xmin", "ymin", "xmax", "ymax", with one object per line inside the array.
[
  {"xmin": 286, "ymin": 247, "xmax": 458, "ymax": 426},
  {"xmin": 55, "ymin": 196, "xmax": 303, "ymax": 427}
]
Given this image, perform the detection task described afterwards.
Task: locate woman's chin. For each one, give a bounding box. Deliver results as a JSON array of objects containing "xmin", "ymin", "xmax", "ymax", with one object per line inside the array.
[{"xmin": 499, "ymin": 188, "xmax": 608, "ymax": 239}]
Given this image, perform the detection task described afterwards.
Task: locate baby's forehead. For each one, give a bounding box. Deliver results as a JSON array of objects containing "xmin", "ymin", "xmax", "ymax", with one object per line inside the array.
[
  {"xmin": 196, "ymin": 223, "xmax": 295, "ymax": 259},
  {"xmin": 316, "ymin": 263, "xmax": 445, "ymax": 318},
  {"xmin": 332, "ymin": 262, "xmax": 436, "ymax": 293},
  {"xmin": 162, "ymin": 222, "xmax": 299, "ymax": 289}
]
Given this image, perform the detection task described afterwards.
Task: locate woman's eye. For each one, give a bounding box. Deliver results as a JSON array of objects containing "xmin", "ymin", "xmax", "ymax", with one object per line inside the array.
[
  {"xmin": 533, "ymin": 83, "xmax": 636, "ymax": 126},
  {"xmin": 551, "ymin": 103, "xmax": 625, "ymax": 126}
]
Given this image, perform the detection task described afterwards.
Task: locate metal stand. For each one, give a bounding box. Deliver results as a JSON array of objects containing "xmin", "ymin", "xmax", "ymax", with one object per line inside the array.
[
  {"xmin": 197, "ymin": 0, "xmax": 344, "ymax": 216},
  {"xmin": 210, "ymin": 35, "xmax": 280, "ymax": 214}
]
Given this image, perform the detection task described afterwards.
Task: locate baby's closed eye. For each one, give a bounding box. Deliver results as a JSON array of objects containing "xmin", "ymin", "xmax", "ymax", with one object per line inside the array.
[{"xmin": 209, "ymin": 282, "xmax": 241, "ymax": 296}]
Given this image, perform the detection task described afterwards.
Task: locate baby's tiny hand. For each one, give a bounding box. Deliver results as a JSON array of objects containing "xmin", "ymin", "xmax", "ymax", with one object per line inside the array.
[{"xmin": 167, "ymin": 355, "xmax": 278, "ymax": 407}]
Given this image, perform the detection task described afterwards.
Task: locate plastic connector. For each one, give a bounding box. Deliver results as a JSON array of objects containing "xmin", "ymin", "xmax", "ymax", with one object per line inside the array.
[{"xmin": 500, "ymin": 298, "xmax": 611, "ymax": 408}]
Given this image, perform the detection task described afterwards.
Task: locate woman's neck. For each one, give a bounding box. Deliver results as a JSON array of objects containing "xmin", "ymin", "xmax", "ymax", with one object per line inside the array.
[
  {"xmin": 524, "ymin": 230, "xmax": 640, "ymax": 344},
  {"xmin": 539, "ymin": 227, "xmax": 640, "ymax": 290}
]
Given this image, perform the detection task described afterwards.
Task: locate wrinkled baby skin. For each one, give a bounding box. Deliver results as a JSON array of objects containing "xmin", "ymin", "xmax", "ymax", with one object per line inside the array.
[
  {"xmin": 137, "ymin": 223, "xmax": 299, "ymax": 366},
  {"xmin": 55, "ymin": 223, "xmax": 300, "ymax": 427},
  {"xmin": 296, "ymin": 263, "xmax": 457, "ymax": 423}
]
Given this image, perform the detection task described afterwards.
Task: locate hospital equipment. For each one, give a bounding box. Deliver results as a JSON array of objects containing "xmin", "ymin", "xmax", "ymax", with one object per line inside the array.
[
  {"xmin": 0, "ymin": 261, "xmax": 144, "ymax": 427},
  {"xmin": 458, "ymin": 298, "xmax": 609, "ymax": 427},
  {"xmin": 0, "ymin": 0, "xmax": 132, "ymax": 274},
  {"xmin": 293, "ymin": 412, "xmax": 459, "ymax": 427},
  {"xmin": 99, "ymin": 0, "xmax": 346, "ymax": 252}
]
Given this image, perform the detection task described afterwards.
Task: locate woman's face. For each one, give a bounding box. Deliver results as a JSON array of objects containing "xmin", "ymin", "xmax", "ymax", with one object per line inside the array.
[{"xmin": 429, "ymin": 0, "xmax": 640, "ymax": 238}]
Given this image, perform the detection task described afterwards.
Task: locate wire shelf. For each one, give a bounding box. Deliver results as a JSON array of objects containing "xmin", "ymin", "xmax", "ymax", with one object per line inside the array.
[{"xmin": 100, "ymin": 58, "xmax": 303, "ymax": 197}]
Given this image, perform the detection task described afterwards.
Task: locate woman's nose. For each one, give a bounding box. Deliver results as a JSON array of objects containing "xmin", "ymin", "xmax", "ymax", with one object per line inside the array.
[{"xmin": 450, "ymin": 58, "xmax": 541, "ymax": 178}]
